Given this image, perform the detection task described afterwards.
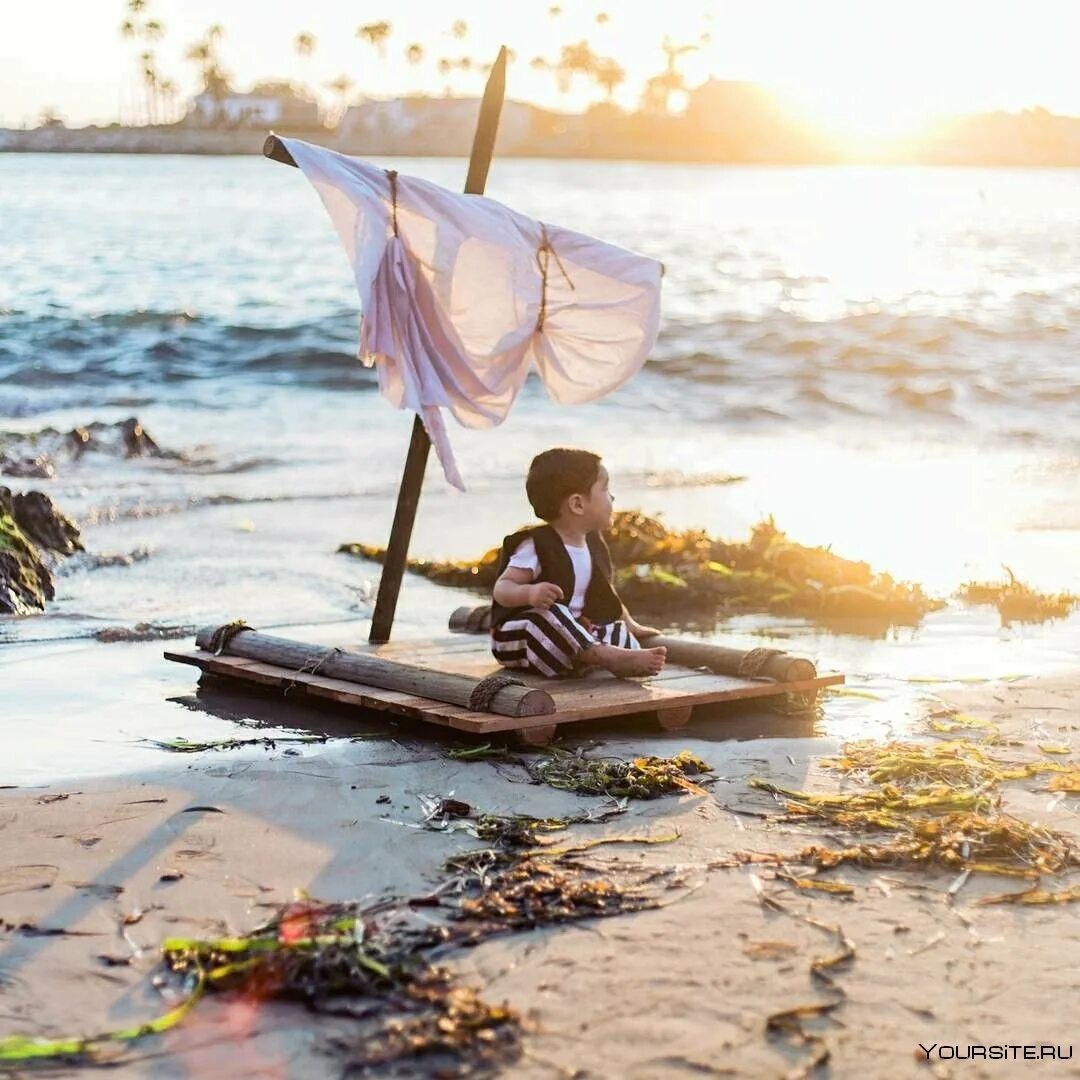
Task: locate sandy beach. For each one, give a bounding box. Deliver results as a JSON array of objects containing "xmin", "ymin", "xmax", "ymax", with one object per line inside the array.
[{"xmin": 2, "ymin": 671, "xmax": 1076, "ymax": 1077}]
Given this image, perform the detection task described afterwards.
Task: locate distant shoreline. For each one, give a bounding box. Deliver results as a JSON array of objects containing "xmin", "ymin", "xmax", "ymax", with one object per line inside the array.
[{"xmin": 4, "ymin": 125, "xmax": 1080, "ymax": 167}]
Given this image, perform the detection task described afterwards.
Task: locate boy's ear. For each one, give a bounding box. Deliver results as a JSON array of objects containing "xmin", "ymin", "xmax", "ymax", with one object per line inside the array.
[{"xmin": 566, "ymin": 493, "xmax": 586, "ymax": 516}]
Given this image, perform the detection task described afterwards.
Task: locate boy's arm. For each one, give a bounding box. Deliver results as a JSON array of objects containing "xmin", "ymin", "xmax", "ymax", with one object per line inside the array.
[{"xmin": 493, "ymin": 567, "xmax": 563, "ymax": 610}]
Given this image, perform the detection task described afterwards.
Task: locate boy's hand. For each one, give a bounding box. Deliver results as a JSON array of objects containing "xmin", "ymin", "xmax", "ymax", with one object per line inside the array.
[
  {"xmin": 528, "ymin": 582, "xmax": 564, "ymax": 610},
  {"xmin": 627, "ymin": 617, "xmax": 661, "ymax": 639}
]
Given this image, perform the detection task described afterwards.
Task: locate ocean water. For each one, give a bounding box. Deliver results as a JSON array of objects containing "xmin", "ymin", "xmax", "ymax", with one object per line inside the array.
[{"xmin": 2, "ymin": 153, "xmax": 1078, "ymax": 781}]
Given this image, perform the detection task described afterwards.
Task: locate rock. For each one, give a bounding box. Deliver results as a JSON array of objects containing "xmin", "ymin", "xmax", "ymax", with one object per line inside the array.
[
  {"xmin": 0, "ymin": 417, "xmax": 176, "ymax": 478},
  {"xmin": 0, "ymin": 487, "xmax": 83, "ymax": 614}
]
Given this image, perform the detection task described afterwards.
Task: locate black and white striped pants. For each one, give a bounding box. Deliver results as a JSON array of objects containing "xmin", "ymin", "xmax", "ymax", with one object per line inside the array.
[{"xmin": 491, "ymin": 603, "xmax": 641, "ymax": 678}]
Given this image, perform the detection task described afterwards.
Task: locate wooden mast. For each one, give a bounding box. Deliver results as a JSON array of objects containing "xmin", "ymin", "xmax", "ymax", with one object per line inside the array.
[{"xmin": 264, "ymin": 46, "xmax": 508, "ymax": 645}]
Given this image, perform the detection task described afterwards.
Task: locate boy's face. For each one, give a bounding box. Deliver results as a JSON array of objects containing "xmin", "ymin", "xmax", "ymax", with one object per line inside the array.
[{"xmin": 580, "ymin": 464, "xmax": 614, "ymax": 530}]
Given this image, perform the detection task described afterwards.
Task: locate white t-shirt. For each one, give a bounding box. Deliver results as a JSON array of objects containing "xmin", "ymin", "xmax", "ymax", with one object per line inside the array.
[{"xmin": 507, "ymin": 537, "xmax": 592, "ymax": 617}]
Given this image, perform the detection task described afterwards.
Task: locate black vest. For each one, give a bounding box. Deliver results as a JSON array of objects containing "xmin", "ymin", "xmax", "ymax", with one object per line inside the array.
[{"xmin": 491, "ymin": 524, "xmax": 623, "ymax": 629}]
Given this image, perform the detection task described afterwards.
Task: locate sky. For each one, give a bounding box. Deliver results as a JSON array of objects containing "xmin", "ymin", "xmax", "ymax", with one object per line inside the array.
[{"xmin": 3, "ymin": 0, "xmax": 1080, "ymax": 136}]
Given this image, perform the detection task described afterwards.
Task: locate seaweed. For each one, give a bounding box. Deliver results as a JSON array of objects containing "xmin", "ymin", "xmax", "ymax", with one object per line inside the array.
[
  {"xmin": 526, "ymin": 748, "xmax": 711, "ymax": 798},
  {"xmin": 958, "ymin": 566, "xmax": 1079, "ymax": 626},
  {"xmin": 817, "ymin": 739, "xmax": 1071, "ymax": 792},
  {"xmin": 1046, "ymin": 770, "xmax": 1080, "ymax": 793},
  {"xmin": 0, "ymin": 832, "xmax": 684, "ymax": 1072},
  {"xmin": 750, "ymin": 737, "xmax": 1080, "ymax": 878},
  {"xmin": 145, "ymin": 736, "xmax": 326, "ymax": 753},
  {"xmin": 976, "ymin": 882, "xmax": 1080, "ymax": 906},
  {"xmin": 445, "ymin": 742, "xmax": 514, "ymax": 761},
  {"xmin": 418, "ymin": 794, "xmax": 627, "ymax": 848},
  {"xmin": 339, "ymin": 510, "xmax": 943, "ymax": 631}
]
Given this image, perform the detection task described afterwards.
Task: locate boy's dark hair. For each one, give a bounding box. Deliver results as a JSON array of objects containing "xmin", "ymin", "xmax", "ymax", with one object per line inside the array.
[{"xmin": 526, "ymin": 448, "xmax": 601, "ymax": 522}]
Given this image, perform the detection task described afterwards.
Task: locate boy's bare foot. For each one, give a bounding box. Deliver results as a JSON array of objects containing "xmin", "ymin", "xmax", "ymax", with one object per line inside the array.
[{"xmin": 584, "ymin": 643, "xmax": 667, "ymax": 678}]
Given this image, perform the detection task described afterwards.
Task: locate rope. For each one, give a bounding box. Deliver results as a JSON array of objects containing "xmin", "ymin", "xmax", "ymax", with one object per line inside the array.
[
  {"xmin": 737, "ymin": 647, "xmax": 784, "ymax": 678},
  {"xmin": 535, "ymin": 223, "xmax": 576, "ymax": 333},
  {"xmin": 468, "ymin": 672, "xmax": 525, "ymax": 713},
  {"xmin": 284, "ymin": 647, "xmax": 343, "ymax": 696},
  {"xmin": 385, "ymin": 169, "xmax": 400, "ymax": 237},
  {"xmin": 207, "ymin": 620, "xmax": 251, "ymax": 656}
]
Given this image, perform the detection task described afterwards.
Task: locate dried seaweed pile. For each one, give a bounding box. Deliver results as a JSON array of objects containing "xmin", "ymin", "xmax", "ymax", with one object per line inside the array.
[
  {"xmin": 340, "ymin": 511, "xmax": 940, "ymax": 630},
  {"xmin": 526, "ymin": 748, "xmax": 712, "ymax": 798},
  {"xmin": 0, "ymin": 831, "xmax": 683, "ymax": 1073},
  {"xmin": 750, "ymin": 738, "xmax": 1080, "ymax": 879},
  {"xmin": 419, "ymin": 793, "xmax": 628, "ymax": 848},
  {"xmin": 819, "ymin": 738, "xmax": 1071, "ymax": 791},
  {"xmin": 958, "ymin": 566, "xmax": 1079, "ymax": 626}
]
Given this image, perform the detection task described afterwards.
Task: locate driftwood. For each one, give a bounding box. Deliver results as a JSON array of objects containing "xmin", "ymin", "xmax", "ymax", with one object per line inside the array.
[
  {"xmin": 448, "ymin": 605, "xmax": 816, "ymax": 682},
  {"xmin": 194, "ymin": 626, "xmax": 554, "ymax": 718}
]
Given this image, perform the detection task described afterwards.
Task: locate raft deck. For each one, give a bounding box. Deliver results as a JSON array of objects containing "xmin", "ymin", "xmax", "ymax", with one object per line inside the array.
[{"xmin": 166, "ymin": 635, "xmax": 844, "ymax": 744}]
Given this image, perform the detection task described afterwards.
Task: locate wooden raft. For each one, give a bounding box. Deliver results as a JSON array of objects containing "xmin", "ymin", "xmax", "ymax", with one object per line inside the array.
[{"xmin": 165, "ymin": 632, "xmax": 844, "ymax": 744}]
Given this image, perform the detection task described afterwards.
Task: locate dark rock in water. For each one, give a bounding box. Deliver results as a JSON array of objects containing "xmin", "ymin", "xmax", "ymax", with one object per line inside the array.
[
  {"xmin": 0, "ymin": 416, "xmax": 177, "ymax": 478},
  {"xmin": 0, "ymin": 453, "xmax": 55, "ymax": 479},
  {"xmin": 0, "ymin": 487, "xmax": 83, "ymax": 614}
]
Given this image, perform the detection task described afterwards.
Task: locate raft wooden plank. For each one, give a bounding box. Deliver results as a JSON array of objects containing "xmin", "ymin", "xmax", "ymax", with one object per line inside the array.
[
  {"xmin": 366, "ymin": 636, "xmax": 737, "ymax": 685},
  {"xmin": 165, "ymin": 646, "xmax": 843, "ymax": 736},
  {"xmin": 165, "ymin": 651, "xmax": 474, "ymax": 721},
  {"xmin": 166, "ymin": 651, "xmax": 535, "ymax": 732}
]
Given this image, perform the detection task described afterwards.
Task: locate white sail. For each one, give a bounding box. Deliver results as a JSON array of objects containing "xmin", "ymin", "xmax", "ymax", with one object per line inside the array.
[{"xmin": 283, "ymin": 138, "xmax": 662, "ymax": 490}]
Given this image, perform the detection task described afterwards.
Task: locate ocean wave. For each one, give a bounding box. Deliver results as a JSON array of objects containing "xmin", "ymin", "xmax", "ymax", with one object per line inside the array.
[
  {"xmin": 650, "ymin": 308, "xmax": 1080, "ymax": 438},
  {"xmin": 3, "ymin": 303, "xmax": 1078, "ymax": 441},
  {"xmin": 0, "ymin": 308, "xmax": 374, "ymax": 394}
]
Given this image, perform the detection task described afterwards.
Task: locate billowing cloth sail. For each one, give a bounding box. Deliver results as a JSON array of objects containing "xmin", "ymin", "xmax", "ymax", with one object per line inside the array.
[{"xmin": 282, "ymin": 138, "xmax": 662, "ymax": 490}]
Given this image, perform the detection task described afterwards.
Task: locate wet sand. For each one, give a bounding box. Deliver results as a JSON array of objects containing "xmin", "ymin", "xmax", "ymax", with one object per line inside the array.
[{"xmin": 2, "ymin": 673, "xmax": 1076, "ymax": 1078}]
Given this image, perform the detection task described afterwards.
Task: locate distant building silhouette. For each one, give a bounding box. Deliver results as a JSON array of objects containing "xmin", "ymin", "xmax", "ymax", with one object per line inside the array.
[
  {"xmin": 7, "ymin": 78, "xmax": 1080, "ymax": 164},
  {"xmin": 337, "ymin": 96, "xmax": 535, "ymax": 154},
  {"xmin": 187, "ymin": 81, "xmax": 320, "ymax": 129}
]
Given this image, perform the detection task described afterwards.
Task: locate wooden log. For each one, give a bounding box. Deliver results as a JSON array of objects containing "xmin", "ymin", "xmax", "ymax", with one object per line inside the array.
[
  {"xmin": 517, "ymin": 724, "xmax": 558, "ymax": 747},
  {"xmin": 445, "ymin": 605, "xmax": 816, "ymax": 682},
  {"xmin": 656, "ymin": 705, "xmax": 693, "ymax": 731},
  {"xmin": 194, "ymin": 626, "xmax": 554, "ymax": 718},
  {"xmin": 449, "ymin": 604, "xmax": 492, "ymax": 633},
  {"xmin": 648, "ymin": 636, "xmax": 816, "ymax": 683}
]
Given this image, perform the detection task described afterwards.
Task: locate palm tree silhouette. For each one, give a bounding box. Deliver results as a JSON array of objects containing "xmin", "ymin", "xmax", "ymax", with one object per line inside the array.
[
  {"xmin": 640, "ymin": 36, "xmax": 700, "ymax": 115},
  {"xmin": 118, "ymin": 0, "xmax": 169, "ymax": 126},
  {"xmin": 357, "ymin": 21, "xmax": 392, "ymax": 59},
  {"xmin": 593, "ymin": 57, "xmax": 625, "ymax": 102},
  {"xmin": 357, "ymin": 21, "xmax": 393, "ymax": 98},
  {"xmin": 294, "ymin": 31, "xmax": 316, "ymax": 98},
  {"xmin": 327, "ymin": 73, "xmax": 355, "ymax": 126},
  {"xmin": 184, "ymin": 24, "xmax": 229, "ymax": 120}
]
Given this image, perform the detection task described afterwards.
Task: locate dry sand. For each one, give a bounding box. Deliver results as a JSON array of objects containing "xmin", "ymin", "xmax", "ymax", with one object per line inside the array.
[{"xmin": 1, "ymin": 675, "xmax": 1077, "ymax": 1078}]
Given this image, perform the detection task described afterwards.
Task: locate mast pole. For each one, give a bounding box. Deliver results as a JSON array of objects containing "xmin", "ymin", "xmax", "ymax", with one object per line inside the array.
[
  {"xmin": 368, "ymin": 45, "xmax": 508, "ymax": 644},
  {"xmin": 264, "ymin": 47, "xmax": 509, "ymax": 645}
]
